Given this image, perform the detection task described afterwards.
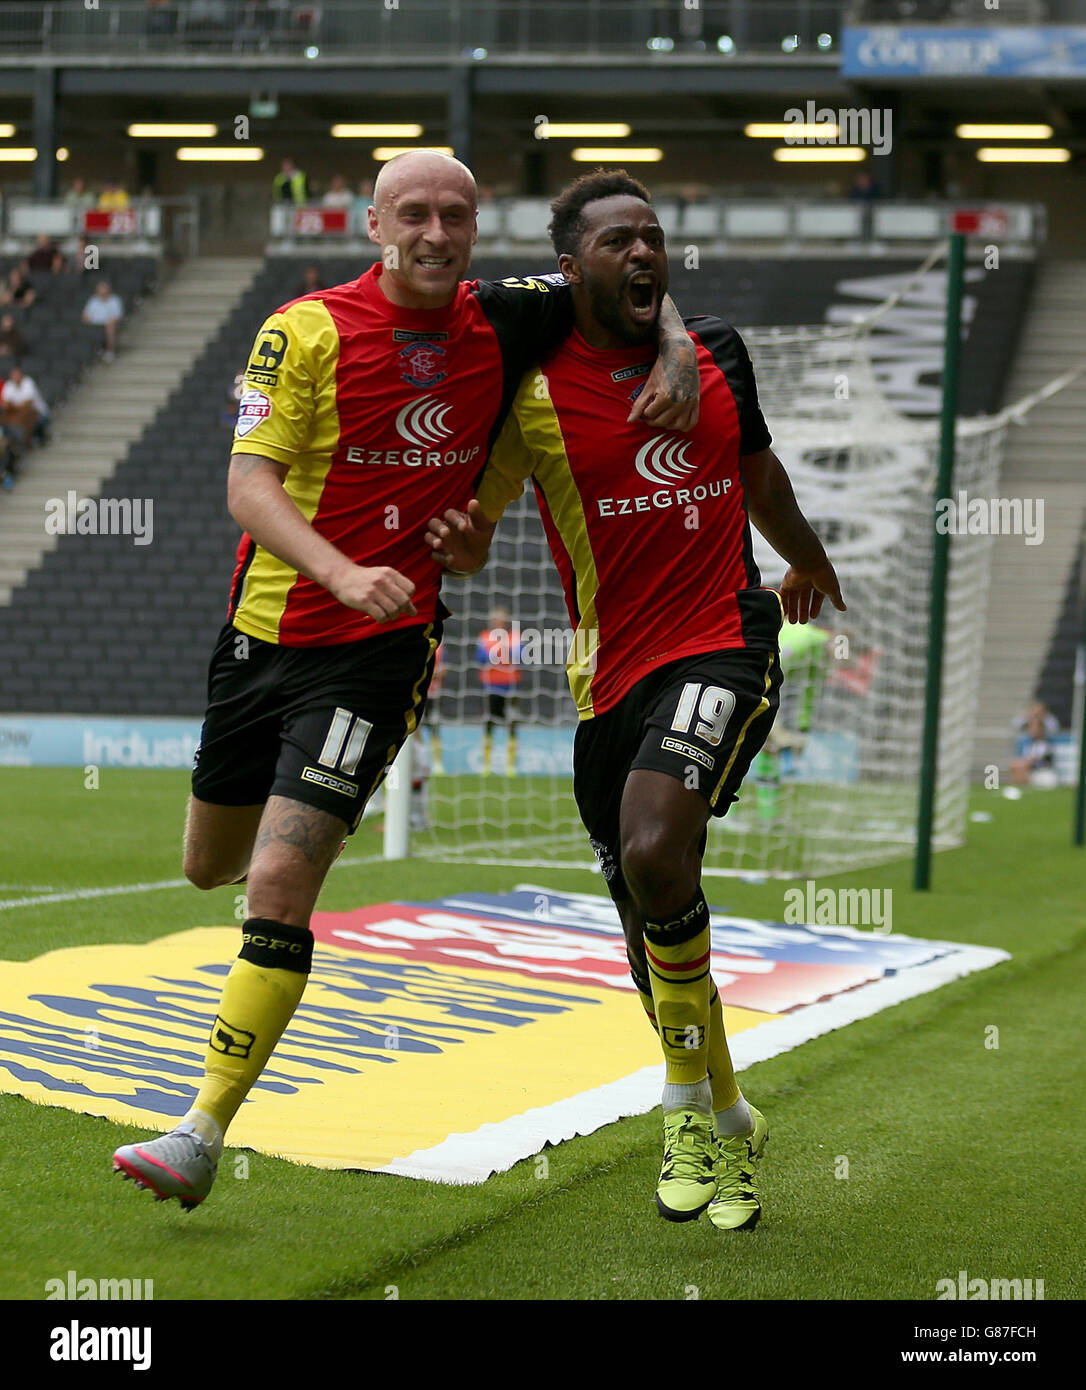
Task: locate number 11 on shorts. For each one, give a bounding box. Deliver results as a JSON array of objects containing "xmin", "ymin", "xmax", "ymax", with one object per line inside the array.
[
  {"xmin": 671, "ymin": 682, "xmax": 736, "ymax": 748},
  {"xmin": 318, "ymin": 707, "xmax": 373, "ymax": 775}
]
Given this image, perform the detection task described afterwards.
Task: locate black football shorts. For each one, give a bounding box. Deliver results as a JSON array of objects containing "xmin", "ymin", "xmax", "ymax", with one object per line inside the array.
[
  {"xmin": 574, "ymin": 646, "xmax": 782, "ymax": 900},
  {"xmin": 191, "ymin": 619, "xmax": 441, "ymax": 832}
]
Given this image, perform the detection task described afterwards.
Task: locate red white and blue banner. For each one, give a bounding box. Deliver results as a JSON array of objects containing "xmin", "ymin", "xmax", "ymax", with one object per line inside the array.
[{"xmin": 0, "ymin": 888, "xmax": 1007, "ymax": 1182}]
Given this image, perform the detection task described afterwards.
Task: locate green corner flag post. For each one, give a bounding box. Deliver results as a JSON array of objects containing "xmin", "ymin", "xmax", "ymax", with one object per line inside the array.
[{"xmin": 915, "ymin": 233, "xmax": 966, "ymax": 891}]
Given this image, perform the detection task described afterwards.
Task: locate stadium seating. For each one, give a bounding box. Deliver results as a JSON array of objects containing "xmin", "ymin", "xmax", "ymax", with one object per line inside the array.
[
  {"xmin": 0, "ymin": 256, "xmax": 157, "ymax": 421},
  {"xmin": 0, "ymin": 252, "xmax": 1035, "ymax": 715},
  {"xmin": 1036, "ymin": 535, "xmax": 1085, "ymax": 730}
]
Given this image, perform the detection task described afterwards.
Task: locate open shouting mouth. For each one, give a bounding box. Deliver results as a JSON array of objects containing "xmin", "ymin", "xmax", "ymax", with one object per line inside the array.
[{"xmin": 625, "ymin": 270, "xmax": 659, "ymax": 324}]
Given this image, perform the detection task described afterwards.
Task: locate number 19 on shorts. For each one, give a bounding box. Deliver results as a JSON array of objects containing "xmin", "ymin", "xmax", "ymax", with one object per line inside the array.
[{"xmin": 671, "ymin": 683, "xmax": 736, "ymax": 747}]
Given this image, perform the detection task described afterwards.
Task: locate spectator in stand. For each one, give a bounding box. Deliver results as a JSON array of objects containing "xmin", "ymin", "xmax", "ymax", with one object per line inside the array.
[
  {"xmin": 64, "ymin": 177, "xmax": 97, "ymax": 212},
  {"xmin": 145, "ymin": 0, "xmax": 177, "ymax": 37},
  {"xmin": 353, "ymin": 177, "xmax": 375, "ymax": 220},
  {"xmin": 1011, "ymin": 701, "xmax": 1060, "ymax": 787},
  {"xmin": 26, "ymin": 234, "xmax": 65, "ymax": 274},
  {"xmin": 322, "ymin": 174, "xmax": 354, "ymax": 209},
  {"xmin": 849, "ymin": 170, "xmax": 880, "ymax": 202},
  {"xmin": 0, "ymin": 314, "xmax": 27, "ymax": 362},
  {"xmin": 98, "ymin": 178, "xmax": 130, "ymax": 212},
  {"xmin": 273, "ymin": 157, "xmax": 309, "ymax": 204},
  {"xmin": 65, "ymin": 235, "xmax": 95, "ymax": 277},
  {"xmin": 0, "ymin": 268, "xmax": 36, "ymax": 311},
  {"xmin": 1, "ymin": 364, "xmax": 49, "ymax": 450},
  {"xmin": 296, "ymin": 264, "xmax": 323, "ymax": 297},
  {"xmin": 82, "ymin": 279, "xmax": 125, "ymax": 361},
  {"xmin": 0, "ymin": 432, "xmax": 14, "ymax": 489}
]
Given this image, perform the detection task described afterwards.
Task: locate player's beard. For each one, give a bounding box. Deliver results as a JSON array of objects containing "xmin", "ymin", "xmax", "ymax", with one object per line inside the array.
[{"xmin": 585, "ymin": 274, "xmax": 660, "ymax": 347}]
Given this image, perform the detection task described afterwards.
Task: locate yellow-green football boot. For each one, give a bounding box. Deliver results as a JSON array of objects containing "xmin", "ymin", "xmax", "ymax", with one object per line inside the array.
[
  {"xmin": 707, "ymin": 1105, "xmax": 769, "ymax": 1231},
  {"xmin": 655, "ymin": 1107, "xmax": 718, "ymax": 1221}
]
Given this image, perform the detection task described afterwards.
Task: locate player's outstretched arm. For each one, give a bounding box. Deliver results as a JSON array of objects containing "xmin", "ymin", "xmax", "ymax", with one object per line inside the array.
[
  {"xmin": 740, "ymin": 447, "xmax": 847, "ymax": 624},
  {"xmin": 228, "ymin": 452, "xmax": 416, "ymax": 622},
  {"xmin": 628, "ymin": 295, "xmax": 700, "ymax": 431},
  {"xmin": 426, "ymin": 499, "xmax": 497, "ymax": 577}
]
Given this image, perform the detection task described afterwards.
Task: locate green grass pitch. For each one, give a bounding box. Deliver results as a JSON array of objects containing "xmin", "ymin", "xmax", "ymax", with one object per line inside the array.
[{"xmin": 1, "ymin": 768, "xmax": 1082, "ymax": 1301}]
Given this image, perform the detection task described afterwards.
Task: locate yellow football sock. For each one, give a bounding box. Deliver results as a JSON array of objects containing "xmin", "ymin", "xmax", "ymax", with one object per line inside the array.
[
  {"xmin": 628, "ymin": 956, "xmax": 657, "ymax": 1030},
  {"xmin": 643, "ymin": 891, "xmax": 712, "ymax": 1086},
  {"xmin": 185, "ymin": 918, "xmax": 311, "ymax": 1143},
  {"xmin": 706, "ymin": 978, "xmax": 740, "ymax": 1112},
  {"xmin": 631, "ymin": 960, "xmax": 739, "ymax": 1110}
]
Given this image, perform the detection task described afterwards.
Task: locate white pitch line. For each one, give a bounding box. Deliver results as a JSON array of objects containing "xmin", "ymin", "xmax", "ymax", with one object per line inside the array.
[
  {"xmin": 0, "ymin": 853, "xmax": 387, "ymax": 912},
  {"xmin": 0, "ymin": 877, "xmax": 190, "ymax": 911},
  {"xmin": 0, "ymin": 849, "xmax": 503, "ymax": 912}
]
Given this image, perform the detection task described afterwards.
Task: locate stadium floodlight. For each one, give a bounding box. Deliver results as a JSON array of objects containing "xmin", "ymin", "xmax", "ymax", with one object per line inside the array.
[
  {"xmin": 975, "ymin": 147, "xmax": 1071, "ymax": 162},
  {"xmin": 772, "ymin": 147, "xmax": 866, "ymax": 162},
  {"xmin": 128, "ymin": 123, "xmax": 219, "ymax": 138},
  {"xmin": 332, "ymin": 124, "xmax": 423, "ymax": 138},
  {"xmin": 372, "ymin": 146, "xmax": 455, "ymax": 161},
  {"xmin": 956, "ymin": 124, "xmax": 1054, "ymax": 140},
  {"xmin": 176, "ymin": 147, "xmax": 265, "ymax": 161},
  {"xmin": 537, "ymin": 124, "xmax": 632, "ymax": 139},
  {"xmin": 571, "ymin": 147, "xmax": 663, "ymax": 162},
  {"xmin": 747, "ymin": 123, "xmax": 841, "ymax": 139},
  {"xmin": 0, "ymin": 148, "xmax": 37, "ymax": 161},
  {"xmin": 0, "ymin": 124, "xmax": 14, "ymax": 138}
]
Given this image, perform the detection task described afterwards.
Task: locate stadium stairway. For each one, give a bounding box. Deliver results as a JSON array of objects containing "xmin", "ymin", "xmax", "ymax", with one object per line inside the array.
[
  {"xmin": 0, "ymin": 256, "xmax": 262, "ymax": 605},
  {"xmin": 973, "ymin": 260, "xmax": 1086, "ymax": 774}
]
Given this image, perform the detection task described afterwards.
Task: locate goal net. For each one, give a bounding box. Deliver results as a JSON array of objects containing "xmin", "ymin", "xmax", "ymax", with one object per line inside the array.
[{"xmin": 396, "ymin": 251, "xmax": 1011, "ymax": 878}]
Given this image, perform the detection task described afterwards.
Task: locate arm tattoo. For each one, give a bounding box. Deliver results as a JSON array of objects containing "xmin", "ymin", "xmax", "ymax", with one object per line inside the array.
[{"xmin": 230, "ymin": 452, "xmax": 288, "ymax": 481}]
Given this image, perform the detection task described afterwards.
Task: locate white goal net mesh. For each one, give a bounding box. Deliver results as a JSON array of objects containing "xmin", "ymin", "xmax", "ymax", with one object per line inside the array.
[{"xmin": 400, "ymin": 254, "xmax": 1010, "ymax": 878}]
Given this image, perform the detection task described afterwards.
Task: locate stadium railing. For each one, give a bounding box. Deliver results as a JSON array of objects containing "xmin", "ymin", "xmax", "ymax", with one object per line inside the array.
[
  {"xmin": 267, "ymin": 197, "xmax": 1045, "ymax": 252},
  {"xmin": 1, "ymin": 199, "xmax": 200, "ymax": 260},
  {"xmin": 849, "ymin": 2, "xmax": 1048, "ymax": 22},
  {"xmin": 0, "ymin": 1, "xmax": 857, "ymax": 60}
]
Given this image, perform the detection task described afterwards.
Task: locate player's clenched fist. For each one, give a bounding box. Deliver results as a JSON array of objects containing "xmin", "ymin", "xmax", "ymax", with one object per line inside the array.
[
  {"xmin": 331, "ymin": 564, "xmax": 417, "ymax": 622},
  {"xmin": 426, "ymin": 499, "xmax": 496, "ymax": 577}
]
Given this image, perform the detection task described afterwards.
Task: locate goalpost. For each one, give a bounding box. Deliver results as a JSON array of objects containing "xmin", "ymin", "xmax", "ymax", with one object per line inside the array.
[{"xmin": 384, "ymin": 244, "xmax": 1061, "ymax": 879}]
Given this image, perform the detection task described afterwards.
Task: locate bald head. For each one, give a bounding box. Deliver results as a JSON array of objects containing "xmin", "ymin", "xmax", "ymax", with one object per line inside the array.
[
  {"xmin": 372, "ymin": 150, "xmax": 477, "ymax": 216},
  {"xmin": 367, "ymin": 149, "xmax": 479, "ymax": 310}
]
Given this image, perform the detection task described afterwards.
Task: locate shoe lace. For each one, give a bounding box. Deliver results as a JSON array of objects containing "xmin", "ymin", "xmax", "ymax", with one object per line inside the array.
[
  {"xmin": 661, "ymin": 1111, "xmax": 714, "ymax": 1181},
  {"xmin": 713, "ymin": 1133, "xmax": 758, "ymax": 1201}
]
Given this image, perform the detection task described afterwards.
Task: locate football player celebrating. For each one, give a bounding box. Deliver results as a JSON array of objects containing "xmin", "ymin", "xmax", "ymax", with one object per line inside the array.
[
  {"xmin": 112, "ymin": 151, "xmax": 701, "ymax": 1209},
  {"xmin": 428, "ymin": 169, "xmax": 845, "ymax": 1231}
]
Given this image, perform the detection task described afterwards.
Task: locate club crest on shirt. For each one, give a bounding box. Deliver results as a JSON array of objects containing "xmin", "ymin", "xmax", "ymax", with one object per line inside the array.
[
  {"xmin": 399, "ymin": 340, "xmax": 448, "ymax": 388},
  {"xmin": 235, "ymin": 388, "xmax": 272, "ymax": 438}
]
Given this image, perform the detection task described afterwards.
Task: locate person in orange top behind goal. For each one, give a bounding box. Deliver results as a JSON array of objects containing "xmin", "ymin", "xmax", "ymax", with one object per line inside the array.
[{"xmin": 476, "ymin": 606, "xmax": 521, "ymax": 775}]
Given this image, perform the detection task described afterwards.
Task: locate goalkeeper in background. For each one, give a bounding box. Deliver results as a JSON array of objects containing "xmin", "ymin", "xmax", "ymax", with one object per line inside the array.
[
  {"xmin": 476, "ymin": 606, "xmax": 521, "ymax": 775},
  {"xmin": 428, "ymin": 169, "xmax": 845, "ymax": 1233},
  {"xmin": 751, "ymin": 615, "xmax": 831, "ymax": 821}
]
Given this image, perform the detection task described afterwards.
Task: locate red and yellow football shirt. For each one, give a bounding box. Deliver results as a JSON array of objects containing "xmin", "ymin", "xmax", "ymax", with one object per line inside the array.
[
  {"xmin": 476, "ymin": 318, "xmax": 783, "ymax": 719},
  {"xmin": 228, "ymin": 263, "xmax": 572, "ymax": 646}
]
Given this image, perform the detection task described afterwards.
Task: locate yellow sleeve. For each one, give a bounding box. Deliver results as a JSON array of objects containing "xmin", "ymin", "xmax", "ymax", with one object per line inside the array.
[
  {"xmin": 232, "ymin": 300, "xmax": 340, "ymax": 465},
  {"xmin": 476, "ymin": 369, "xmax": 545, "ymax": 522}
]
